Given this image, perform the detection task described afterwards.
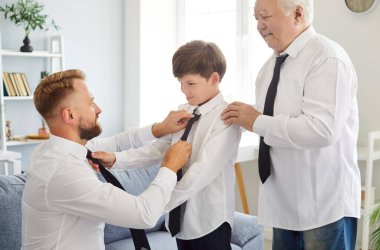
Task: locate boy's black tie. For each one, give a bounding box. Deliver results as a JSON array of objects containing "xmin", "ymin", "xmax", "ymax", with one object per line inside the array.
[
  {"xmin": 258, "ymin": 54, "xmax": 288, "ymax": 184},
  {"xmin": 168, "ymin": 109, "xmax": 201, "ymax": 237},
  {"xmin": 86, "ymin": 149, "xmax": 151, "ymax": 250}
]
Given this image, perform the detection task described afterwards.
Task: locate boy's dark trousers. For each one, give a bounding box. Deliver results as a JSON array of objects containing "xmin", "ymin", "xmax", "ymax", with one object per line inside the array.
[{"xmin": 175, "ymin": 222, "xmax": 232, "ymax": 250}]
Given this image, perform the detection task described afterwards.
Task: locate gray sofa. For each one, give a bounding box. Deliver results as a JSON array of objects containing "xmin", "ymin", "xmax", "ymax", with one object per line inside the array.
[{"xmin": 0, "ymin": 165, "xmax": 264, "ymax": 250}]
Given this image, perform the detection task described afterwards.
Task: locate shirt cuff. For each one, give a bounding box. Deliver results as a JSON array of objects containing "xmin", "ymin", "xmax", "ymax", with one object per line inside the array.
[
  {"xmin": 253, "ymin": 114, "xmax": 272, "ymax": 137},
  {"xmin": 139, "ymin": 124, "xmax": 157, "ymax": 143},
  {"xmin": 112, "ymin": 151, "xmax": 125, "ymax": 170},
  {"xmin": 155, "ymin": 167, "xmax": 177, "ymax": 189}
]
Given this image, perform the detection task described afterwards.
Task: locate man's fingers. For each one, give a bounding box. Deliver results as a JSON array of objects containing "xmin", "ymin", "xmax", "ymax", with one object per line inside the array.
[{"xmin": 221, "ymin": 110, "xmax": 239, "ymax": 120}]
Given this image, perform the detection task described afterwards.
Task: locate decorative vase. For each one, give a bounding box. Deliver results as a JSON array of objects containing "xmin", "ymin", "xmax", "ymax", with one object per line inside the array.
[{"xmin": 20, "ymin": 36, "xmax": 33, "ymax": 52}]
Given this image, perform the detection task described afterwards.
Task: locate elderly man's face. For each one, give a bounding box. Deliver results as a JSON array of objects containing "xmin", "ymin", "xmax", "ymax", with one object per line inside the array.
[{"xmin": 254, "ymin": 0, "xmax": 299, "ymax": 54}]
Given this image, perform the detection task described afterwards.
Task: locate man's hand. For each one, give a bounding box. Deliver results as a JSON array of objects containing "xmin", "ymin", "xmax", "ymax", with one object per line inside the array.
[
  {"xmin": 162, "ymin": 141, "xmax": 192, "ymax": 173},
  {"xmin": 220, "ymin": 101, "xmax": 261, "ymax": 132},
  {"xmin": 88, "ymin": 151, "xmax": 116, "ymax": 172},
  {"xmin": 152, "ymin": 110, "xmax": 193, "ymax": 138}
]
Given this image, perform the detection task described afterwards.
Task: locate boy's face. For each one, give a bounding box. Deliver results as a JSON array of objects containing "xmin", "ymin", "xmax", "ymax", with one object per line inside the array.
[{"xmin": 178, "ymin": 73, "xmax": 219, "ymax": 106}]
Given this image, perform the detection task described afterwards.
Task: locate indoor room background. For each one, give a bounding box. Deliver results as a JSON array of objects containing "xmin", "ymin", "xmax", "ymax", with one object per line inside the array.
[{"xmin": 0, "ymin": 0, "xmax": 379, "ymax": 246}]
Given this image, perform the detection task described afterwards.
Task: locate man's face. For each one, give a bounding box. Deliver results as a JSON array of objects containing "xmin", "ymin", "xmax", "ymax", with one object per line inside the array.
[
  {"xmin": 254, "ymin": 0, "xmax": 298, "ymax": 54},
  {"xmin": 71, "ymin": 79, "xmax": 102, "ymax": 141},
  {"xmin": 179, "ymin": 73, "xmax": 219, "ymax": 106}
]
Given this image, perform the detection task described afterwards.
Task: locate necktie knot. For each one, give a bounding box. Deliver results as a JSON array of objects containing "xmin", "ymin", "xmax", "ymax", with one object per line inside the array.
[
  {"xmin": 275, "ymin": 54, "xmax": 288, "ymax": 68},
  {"xmin": 180, "ymin": 108, "xmax": 201, "ymax": 141}
]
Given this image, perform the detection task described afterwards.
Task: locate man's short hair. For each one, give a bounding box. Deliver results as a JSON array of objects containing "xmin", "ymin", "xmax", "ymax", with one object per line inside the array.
[
  {"xmin": 34, "ymin": 69, "xmax": 85, "ymax": 120},
  {"xmin": 278, "ymin": 0, "xmax": 314, "ymax": 24},
  {"xmin": 172, "ymin": 40, "xmax": 226, "ymax": 81}
]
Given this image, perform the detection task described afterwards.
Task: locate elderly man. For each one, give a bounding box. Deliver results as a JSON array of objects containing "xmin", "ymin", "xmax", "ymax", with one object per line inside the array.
[
  {"xmin": 22, "ymin": 69, "xmax": 192, "ymax": 249},
  {"xmin": 222, "ymin": 0, "xmax": 360, "ymax": 249}
]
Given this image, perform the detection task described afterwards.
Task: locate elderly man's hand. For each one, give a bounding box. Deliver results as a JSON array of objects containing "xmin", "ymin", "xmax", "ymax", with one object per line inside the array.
[
  {"xmin": 221, "ymin": 101, "xmax": 261, "ymax": 132},
  {"xmin": 152, "ymin": 110, "xmax": 193, "ymax": 138}
]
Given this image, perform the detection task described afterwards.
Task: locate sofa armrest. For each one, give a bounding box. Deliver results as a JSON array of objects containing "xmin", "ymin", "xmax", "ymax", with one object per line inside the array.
[{"xmin": 231, "ymin": 212, "xmax": 264, "ymax": 249}]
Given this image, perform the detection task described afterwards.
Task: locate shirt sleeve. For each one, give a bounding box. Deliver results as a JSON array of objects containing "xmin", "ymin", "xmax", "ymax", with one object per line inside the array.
[
  {"xmin": 46, "ymin": 162, "xmax": 176, "ymax": 229},
  {"xmin": 112, "ymin": 134, "xmax": 172, "ymax": 169},
  {"xmin": 164, "ymin": 122, "xmax": 242, "ymax": 212},
  {"xmin": 253, "ymin": 57, "xmax": 356, "ymax": 149},
  {"xmin": 86, "ymin": 125, "xmax": 156, "ymax": 152}
]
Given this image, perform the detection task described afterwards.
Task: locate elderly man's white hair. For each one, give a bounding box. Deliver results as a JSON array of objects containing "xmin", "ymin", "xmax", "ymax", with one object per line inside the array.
[{"xmin": 278, "ymin": 0, "xmax": 313, "ymax": 24}]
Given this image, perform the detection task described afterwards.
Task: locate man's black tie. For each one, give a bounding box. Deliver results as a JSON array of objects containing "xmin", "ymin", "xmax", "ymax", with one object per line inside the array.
[
  {"xmin": 168, "ymin": 109, "xmax": 201, "ymax": 237},
  {"xmin": 86, "ymin": 150, "xmax": 151, "ymax": 250},
  {"xmin": 258, "ymin": 54, "xmax": 288, "ymax": 184}
]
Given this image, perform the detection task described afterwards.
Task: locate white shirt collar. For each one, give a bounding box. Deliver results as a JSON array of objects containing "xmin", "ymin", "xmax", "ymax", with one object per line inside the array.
[
  {"xmin": 49, "ymin": 135, "xmax": 88, "ymax": 161},
  {"xmin": 283, "ymin": 25, "xmax": 316, "ymax": 58},
  {"xmin": 189, "ymin": 91, "xmax": 224, "ymax": 116}
]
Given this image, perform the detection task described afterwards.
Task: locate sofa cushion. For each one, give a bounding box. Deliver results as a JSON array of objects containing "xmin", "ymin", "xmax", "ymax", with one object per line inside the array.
[
  {"xmin": 0, "ymin": 174, "xmax": 27, "ymax": 250},
  {"xmin": 231, "ymin": 212, "xmax": 264, "ymax": 247},
  {"xmin": 102, "ymin": 164, "xmax": 166, "ymax": 244}
]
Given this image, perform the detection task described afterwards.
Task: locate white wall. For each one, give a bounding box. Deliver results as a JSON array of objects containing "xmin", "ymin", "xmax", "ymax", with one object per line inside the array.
[{"xmin": 0, "ymin": 0, "xmax": 124, "ymax": 168}]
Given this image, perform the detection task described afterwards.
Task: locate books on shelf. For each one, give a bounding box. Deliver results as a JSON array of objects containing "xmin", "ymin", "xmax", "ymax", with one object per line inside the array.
[{"xmin": 2, "ymin": 72, "xmax": 32, "ymax": 97}]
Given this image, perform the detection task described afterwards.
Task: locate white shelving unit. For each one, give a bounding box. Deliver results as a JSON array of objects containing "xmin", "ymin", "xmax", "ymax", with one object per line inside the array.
[
  {"xmin": 358, "ymin": 131, "xmax": 380, "ymax": 250},
  {"xmin": 0, "ymin": 34, "xmax": 64, "ymax": 173}
]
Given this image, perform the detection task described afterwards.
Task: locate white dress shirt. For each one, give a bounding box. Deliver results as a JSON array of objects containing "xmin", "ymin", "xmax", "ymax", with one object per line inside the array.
[
  {"xmin": 115, "ymin": 92, "xmax": 242, "ymax": 239},
  {"xmin": 22, "ymin": 127, "xmax": 176, "ymax": 250},
  {"xmin": 253, "ymin": 26, "xmax": 360, "ymax": 230}
]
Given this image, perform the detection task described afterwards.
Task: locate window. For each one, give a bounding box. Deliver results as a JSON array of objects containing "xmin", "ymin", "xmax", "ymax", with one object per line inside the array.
[{"xmin": 177, "ymin": 0, "xmax": 272, "ymax": 104}]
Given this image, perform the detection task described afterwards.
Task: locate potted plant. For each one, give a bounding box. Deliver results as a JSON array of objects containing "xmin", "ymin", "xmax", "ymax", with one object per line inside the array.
[
  {"xmin": 0, "ymin": 0, "xmax": 60, "ymax": 52},
  {"xmin": 370, "ymin": 204, "xmax": 380, "ymax": 249}
]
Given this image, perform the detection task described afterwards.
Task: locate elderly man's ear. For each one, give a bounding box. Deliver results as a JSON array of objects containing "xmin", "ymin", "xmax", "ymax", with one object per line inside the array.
[{"xmin": 294, "ymin": 5, "xmax": 304, "ymax": 23}]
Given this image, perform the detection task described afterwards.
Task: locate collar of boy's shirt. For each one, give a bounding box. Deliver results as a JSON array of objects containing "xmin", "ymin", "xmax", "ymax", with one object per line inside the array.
[
  {"xmin": 190, "ymin": 91, "xmax": 224, "ymax": 117},
  {"xmin": 49, "ymin": 134, "xmax": 88, "ymax": 161}
]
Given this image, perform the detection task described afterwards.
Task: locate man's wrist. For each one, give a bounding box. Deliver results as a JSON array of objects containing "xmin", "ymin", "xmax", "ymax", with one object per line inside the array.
[
  {"xmin": 152, "ymin": 123, "xmax": 164, "ymax": 138},
  {"xmin": 161, "ymin": 164, "xmax": 177, "ymax": 174}
]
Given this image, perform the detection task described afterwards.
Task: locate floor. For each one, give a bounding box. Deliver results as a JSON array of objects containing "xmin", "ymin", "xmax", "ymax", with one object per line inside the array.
[{"xmin": 264, "ymin": 239, "xmax": 271, "ymax": 249}]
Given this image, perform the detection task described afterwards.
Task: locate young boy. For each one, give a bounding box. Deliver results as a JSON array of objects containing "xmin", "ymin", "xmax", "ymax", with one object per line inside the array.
[{"xmin": 93, "ymin": 40, "xmax": 242, "ymax": 249}]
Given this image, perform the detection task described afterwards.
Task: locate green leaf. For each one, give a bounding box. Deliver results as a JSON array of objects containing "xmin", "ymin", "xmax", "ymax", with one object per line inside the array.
[{"xmin": 0, "ymin": 0, "xmax": 60, "ymax": 36}]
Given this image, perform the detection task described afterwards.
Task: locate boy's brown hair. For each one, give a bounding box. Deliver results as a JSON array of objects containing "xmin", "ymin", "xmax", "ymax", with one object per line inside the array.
[
  {"xmin": 34, "ymin": 69, "xmax": 85, "ymax": 120},
  {"xmin": 172, "ymin": 40, "xmax": 226, "ymax": 81}
]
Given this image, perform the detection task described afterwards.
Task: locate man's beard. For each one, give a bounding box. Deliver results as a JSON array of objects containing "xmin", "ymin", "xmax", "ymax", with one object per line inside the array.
[{"xmin": 78, "ymin": 120, "xmax": 102, "ymax": 141}]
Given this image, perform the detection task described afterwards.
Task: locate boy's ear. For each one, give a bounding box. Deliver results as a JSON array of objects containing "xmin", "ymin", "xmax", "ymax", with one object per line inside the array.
[{"xmin": 210, "ymin": 72, "xmax": 220, "ymax": 85}]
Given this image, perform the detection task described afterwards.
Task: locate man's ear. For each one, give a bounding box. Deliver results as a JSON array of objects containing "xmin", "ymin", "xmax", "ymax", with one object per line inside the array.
[
  {"xmin": 61, "ymin": 108, "xmax": 76, "ymax": 125},
  {"xmin": 294, "ymin": 5, "xmax": 304, "ymax": 23}
]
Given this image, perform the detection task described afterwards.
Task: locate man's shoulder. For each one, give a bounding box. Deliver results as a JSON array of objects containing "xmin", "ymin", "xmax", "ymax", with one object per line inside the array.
[{"xmin": 308, "ymin": 34, "xmax": 349, "ymax": 59}]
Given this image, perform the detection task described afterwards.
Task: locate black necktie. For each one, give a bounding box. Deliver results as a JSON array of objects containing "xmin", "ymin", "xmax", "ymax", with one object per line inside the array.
[
  {"xmin": 168, "ymin": 109, "xmax": 201, "ymax": 237},
  {"xmin": 86, "ymin": 150, "xmax": 151, "ymax": 250},
  {"xmin": 258, "ymin": 54, "xmax": 288, "ymax": 184}
]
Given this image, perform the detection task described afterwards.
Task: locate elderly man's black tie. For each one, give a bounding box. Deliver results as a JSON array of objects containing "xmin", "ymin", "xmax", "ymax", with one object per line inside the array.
[
  {"xmin": 258, "ymin": 54, "xmax": 288, "ymax": 183},
  {"xmin": 168, "ymin": 109, "xmax": 201, "ymax": 237},
  {"xmin": 86, "ymin": 149, "xmax": 151, "ymax": 250}
]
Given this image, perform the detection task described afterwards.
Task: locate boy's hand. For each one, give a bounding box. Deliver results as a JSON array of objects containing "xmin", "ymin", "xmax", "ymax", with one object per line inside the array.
[
  {"xmin": 152, "ymin": 110, "xmax": 193, "ymax": 138},
  {"xmin": 162, "ymin": 141, "xmax": 192, "ymax": 173},
  {"xmin": 88, "ymin": 151, "xmax": 116, "ymax": 172}
]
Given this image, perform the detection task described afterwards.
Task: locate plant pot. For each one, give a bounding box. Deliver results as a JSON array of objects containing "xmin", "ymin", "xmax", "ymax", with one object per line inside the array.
[{"xmin": 20, "ymin": 36, "xmax": 33, "ymax": 52}]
